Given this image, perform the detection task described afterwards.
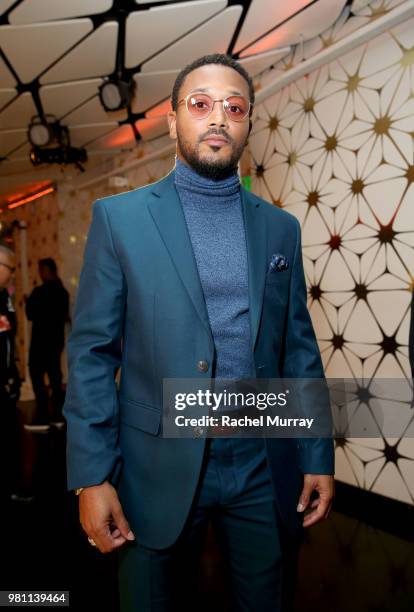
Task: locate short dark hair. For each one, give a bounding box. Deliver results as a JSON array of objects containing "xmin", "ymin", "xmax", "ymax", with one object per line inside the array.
[
  {"xmin": 171, "ymin": 54, "xmax": 255, "ymax": 113},
  {"xmin": 39, "ymin": 257, "xmax": 57, "ymax": 274}
]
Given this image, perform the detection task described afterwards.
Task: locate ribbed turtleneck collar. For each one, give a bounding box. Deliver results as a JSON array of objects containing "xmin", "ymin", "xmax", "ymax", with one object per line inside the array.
[{"xmin": 174, "ymin": 157, "xmax": 240, "ymax": 198}]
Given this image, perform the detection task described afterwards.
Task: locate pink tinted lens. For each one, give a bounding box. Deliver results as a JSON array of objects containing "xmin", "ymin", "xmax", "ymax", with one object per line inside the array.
[
  {"xmin": 224, "ymin": 96, "xmax": 250, "ymax": 120},
  {"xmin": 187, "ymin": 94, "xmax": 213, "ymax": 117}
]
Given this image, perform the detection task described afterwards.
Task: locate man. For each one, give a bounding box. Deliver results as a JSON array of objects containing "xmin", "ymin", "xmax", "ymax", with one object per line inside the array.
[
  {"xmin": 64, "ymin": 55, "xmax": 334, "ymax": 611},
  {"xmin": 25, "ymin": 258, "xmax": 69, "ymax": 431},
  {"xmin": 0, "ymin": 244, "xmax": 23, "ymax": 501}
]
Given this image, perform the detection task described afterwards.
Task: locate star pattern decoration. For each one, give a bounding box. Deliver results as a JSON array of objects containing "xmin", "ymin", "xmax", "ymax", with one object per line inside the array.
[{"xmin": 249, "ymin": 3, "xmax": 414, "ymax": 504}]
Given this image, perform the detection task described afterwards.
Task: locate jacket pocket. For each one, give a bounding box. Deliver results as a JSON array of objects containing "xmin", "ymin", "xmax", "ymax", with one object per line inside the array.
[
  {"xmin": 119, "ymin": 397, "xmax": 161, "ymax": 435},
  {"xmin": 264, "ymin": 278, "xmax": 289, "ymax": 306},
  {"xmin": 265, "ymin": 267, "xmax": 290, "ymax": 286}
]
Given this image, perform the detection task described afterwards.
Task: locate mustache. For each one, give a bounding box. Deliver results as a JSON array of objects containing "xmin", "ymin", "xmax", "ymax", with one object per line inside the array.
[{"xmin": 198, "ymin": 129, "xmax": 233, "ymax": 145}]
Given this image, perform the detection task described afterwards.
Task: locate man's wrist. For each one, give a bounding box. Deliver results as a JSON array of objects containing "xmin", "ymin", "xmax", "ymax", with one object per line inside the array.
[{"xmin": 74, "ymin": 481, "xmax": 109, "ymax": 495}]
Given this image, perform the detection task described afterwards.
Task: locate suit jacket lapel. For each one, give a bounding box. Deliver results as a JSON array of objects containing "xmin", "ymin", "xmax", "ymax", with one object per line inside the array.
[
  {"xmin": 148, "ymin": 171, "xmax": 213, "ymax": 344},
  {"xmin": 148, "ymin": 171, "xmax": 268, "ymax": 355},
  {"xmin": 241, "ymin": 187, "xmax": 268, "ymax": 351}
]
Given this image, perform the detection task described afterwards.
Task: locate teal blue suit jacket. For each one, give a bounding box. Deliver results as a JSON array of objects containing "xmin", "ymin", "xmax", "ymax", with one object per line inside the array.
[{"xmin": 63, "ymin": 170, "xmax": 334, "ymax": 549}]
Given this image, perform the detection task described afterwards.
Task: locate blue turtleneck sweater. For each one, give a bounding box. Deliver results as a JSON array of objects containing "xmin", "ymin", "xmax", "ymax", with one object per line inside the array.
[{"xmin": 174, "ymin": 157, "xmax": 255, "ymax": 380}]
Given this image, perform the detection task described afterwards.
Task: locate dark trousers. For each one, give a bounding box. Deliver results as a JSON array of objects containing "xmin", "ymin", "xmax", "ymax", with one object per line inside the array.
[
  {"xmin": 29, "ymin": 344, "xmax": 64, "ymax": 420},
  {"xmin": 118, "ymin": 438, "xmax": 301, "ymax": 611}
]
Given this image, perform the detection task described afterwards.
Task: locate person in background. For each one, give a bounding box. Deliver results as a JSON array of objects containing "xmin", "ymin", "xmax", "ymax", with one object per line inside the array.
[
  {"xmin": 24, "ymin": 258, "xmax": 69, "ymax": 432},
  {"xmin": 0, "ymin": 244, "xmax": 28, "ymax": 503}
]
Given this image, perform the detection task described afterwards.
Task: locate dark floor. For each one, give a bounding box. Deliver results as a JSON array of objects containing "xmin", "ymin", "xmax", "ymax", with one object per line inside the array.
[{"xmin": 2, "ymin": 400, "xmax": 414, "ymax": 611}]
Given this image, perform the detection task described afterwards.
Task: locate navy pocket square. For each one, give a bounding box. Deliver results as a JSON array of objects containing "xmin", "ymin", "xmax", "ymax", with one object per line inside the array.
[{"xmin": 268, "ymin": 253, "xmax": 289, "ymax": 272}]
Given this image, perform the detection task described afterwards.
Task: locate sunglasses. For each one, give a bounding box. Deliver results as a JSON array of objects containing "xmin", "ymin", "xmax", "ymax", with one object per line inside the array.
[{"xmin": 177, "ymin": 92, "xmax": 251, "ymax": 122}]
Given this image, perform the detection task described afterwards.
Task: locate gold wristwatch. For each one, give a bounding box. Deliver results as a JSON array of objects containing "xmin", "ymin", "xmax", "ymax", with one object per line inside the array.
[{"xmin": 75, "ymin": 487, "xmax": 85, "ymax": 496}]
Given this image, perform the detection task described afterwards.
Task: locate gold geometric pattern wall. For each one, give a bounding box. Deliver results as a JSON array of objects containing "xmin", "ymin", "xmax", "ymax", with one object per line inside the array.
[{"xmin": 250, "ymin": 10, "xmax": 414, "ymax": 503}]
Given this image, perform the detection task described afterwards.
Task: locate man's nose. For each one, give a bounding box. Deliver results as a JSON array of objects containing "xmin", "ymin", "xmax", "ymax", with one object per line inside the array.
[{"xmin": 208, "ymin": 100, "xmax": 228, "ymax": 127}]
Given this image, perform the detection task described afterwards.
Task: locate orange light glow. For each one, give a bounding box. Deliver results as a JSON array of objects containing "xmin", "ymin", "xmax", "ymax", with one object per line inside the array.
[
  {"xmin": 3, "ymin": 180, "xmax": 52, "ymax": 208},
  {"xmin": 8, "ymin": 186, "xmax": 55, "ymax": 209},
  {"xmin": 99, "ymin": 125, "xmax": 135, "ymax": 149},
  {"xmin": 240, "ymin": 33, "xmax": 287, "ymax": 57},
  {"xmin": 146, "ymin": 99, "xmax": 171, "ymax": 118},
  {"xmin": 135, "ymin": 116, "xmax": 169, "ymax": 140}
]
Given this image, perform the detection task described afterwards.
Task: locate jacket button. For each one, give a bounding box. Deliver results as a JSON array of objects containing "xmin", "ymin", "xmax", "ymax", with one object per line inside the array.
[
  {"xmin": 194, "ymin": 426, "xmax": 204, "ymax": 438},
  {"xmin": 197, "ymin": 360, "xmax": 209, "ymax": 372}
]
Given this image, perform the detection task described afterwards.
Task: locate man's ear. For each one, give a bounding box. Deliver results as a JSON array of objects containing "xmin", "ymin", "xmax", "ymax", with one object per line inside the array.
[{"xmin": 167, "ymin": 110, "xmax": 177, "ymax": 140}]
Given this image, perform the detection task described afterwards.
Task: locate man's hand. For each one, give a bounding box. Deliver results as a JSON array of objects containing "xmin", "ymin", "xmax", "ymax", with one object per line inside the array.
[
  {"xmin": 79, "ymin": 481, "xmax": 135, "ymax": 553},
  {"xmin": 297, "ymin": 474, "xmax": 335, "ymax": 528}
]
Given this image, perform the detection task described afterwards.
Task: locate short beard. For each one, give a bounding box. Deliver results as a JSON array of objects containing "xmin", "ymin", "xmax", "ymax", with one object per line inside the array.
[{"xmin": 176, "ymin": 130, "xmax": 247, "ymax": 181}]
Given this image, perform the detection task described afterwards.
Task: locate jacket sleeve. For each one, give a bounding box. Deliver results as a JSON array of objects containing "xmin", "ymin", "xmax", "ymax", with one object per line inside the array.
[
  {"xmin": 63, "ymin": 200, "xmax": 126, "ymax": 490},
  {"xmin": 281, "ymin": 218, "xmax": 335, "ymax": 475}
]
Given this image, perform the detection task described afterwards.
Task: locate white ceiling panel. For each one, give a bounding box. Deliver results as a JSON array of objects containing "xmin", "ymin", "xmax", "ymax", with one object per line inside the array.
[
  {"xmin": 0, "ymin": 92, "xmax": 36, "ymax": 129},
  {"xmin": 0, "ymin": 19, "xmax": 93, "ymax": 83},
  {"xmin": 0, "ymin": 129, "xmax": 27, "ymax": 157},
  {"xmin": 9, "ymin": 0, "xmax": 113, "ymax": 24},
  {"xmin": 0, "ymin": 56, "xmax": 16, "ymax": 88},
  {"xmin": 350, "ymin": 0, "xmax": 372, "ymax": 12},
  {"xmin": 63, "ymin": 96, "xmax": 127, "ymax": 126},
  {"xmin": 0, "ymin": 158, "xmax": 32, "ymax": 176},
  {"xmin": 69, "ymin": 123, "xmax": 118, "ymax": 148},
  {"xmin": 0, "ymin": 88, "xmax": 16, "ymax": 111},
  {"xmin": 40, "ymin": 22, "xmax": 118, "ymax": 84},
  {"xmin": 8, "ymin": 141, "xmax": 31, "ymax": 160},
  {"xmin": 40, "ymin": 79, "xmax": 103, "ymax": 119},
  {"xmin": 239, "ymin": 47, "xmax": 291, "ymax": 77},
  {"xmin": 234, "ymin": 0, "xmax": 313, "ymax": 54},
  {"xmin": 142, "ymin": 5, "xmax": 243, "ymax": 72},
  {"xmin": 136, "ymin": 116, "xmax": 169, "ymax": 141},
  {"xmin": 240, "ymin": 0, "xmax": 347, "ymax": 56},
  {"xmin": 125, "ymin": 0, "xmax": 227, "ymax": 69},
  {"xmin": 0, "ymin": 0, "xmax": 16, "ymax": 16},
  {"xmin": 89, "ymin": 124, "xmax": 136, "ymax": 150},
  {"xmin": 131, "ymin": 70, "xmax": 179, "ymax": 113}
]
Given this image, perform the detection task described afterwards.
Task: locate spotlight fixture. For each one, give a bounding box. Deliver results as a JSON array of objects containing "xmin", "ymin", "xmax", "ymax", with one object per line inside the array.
[
  {"xmin": 99, "ymin": 77, "xmax": 135, "ymax": 111},
  {"xmin": 28, "ymin": 116, "xmax": 86, "ymax": 171},
  {"xmin": 28, "ymin": 115, "xmax": 68, "ymax": 148},
  {"xmin": 30, "ymin": 145, "xmax": 87, "ymax": 170}
]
